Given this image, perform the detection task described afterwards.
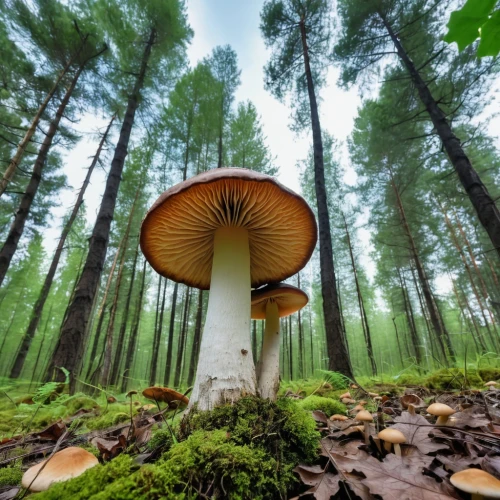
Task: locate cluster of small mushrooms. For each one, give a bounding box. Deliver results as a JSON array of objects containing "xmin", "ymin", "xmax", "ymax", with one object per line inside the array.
[{"xmin": 140, "ymin": 168, "xmax": 317, "ymax": 409}]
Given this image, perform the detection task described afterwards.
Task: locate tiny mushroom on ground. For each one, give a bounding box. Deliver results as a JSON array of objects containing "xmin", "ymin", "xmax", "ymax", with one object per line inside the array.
[
  {"xmin": 251, "ymin": 283, "xmax": 308, "ymax": 400},
  {"xmin": 142, "ymin": 387, "xmax": 189, "ymax": 408},
  {"xmin": 330, "ymin": 414, "xmax": 348, "ymax": 422},
  {"xmin": 450, "ymin": 469, "xmax": 500, "ymax": 499},
  {"xmin": 141, "ymin": 168, "xmax": 317, "ymax": 410},
  {"xmin": 352, "ymin": 404, "xmax": 365, "ymax": 413},
  {"xmin": 485, "ymin": 381, "xmax": 498, "ymax": 389},
  {"xmin": 339, "ymin": 391, "xmax": 351, "ymax": 400},
  {"xmin": 22, "ymin": 447, "xmax": 98, "ymax": 492},
  {"xmin": 355, "ymin": 409, "xmax": 373, "ymax": 444},
  {"xmin": 342, "ymin": 397, "xmax": 356, "ymax": 405},
  {"xmin": 427, "ymin": 402, "xmax": 456, "ymax": 425},
  {"xmin": 378, "ymin": 428, "xmax": 406, "ymax": 457}
]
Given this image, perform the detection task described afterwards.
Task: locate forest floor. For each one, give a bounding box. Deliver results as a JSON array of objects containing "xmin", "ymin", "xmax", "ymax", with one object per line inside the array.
[{"xmin": 0, "ymin": 367, "xmax": 499, "ymax": 498}]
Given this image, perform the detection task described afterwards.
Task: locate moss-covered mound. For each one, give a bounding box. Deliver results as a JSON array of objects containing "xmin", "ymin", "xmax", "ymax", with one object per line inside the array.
[
  {"xmin": 425, "ymin": 368, "xmax": 483, "ymax": 390},
  {"xmin": 298, "ymin": 395, "xmax": 346, "ymax": 416},
  {"xmin": 35, "ymin": 397, "xmax": 320, "ymax": 499}
]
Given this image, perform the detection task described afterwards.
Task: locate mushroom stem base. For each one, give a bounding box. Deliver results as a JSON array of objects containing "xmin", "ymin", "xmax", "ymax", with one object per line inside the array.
[
  {"xmin": 190, "ymin": 227, "xmax": 256, "ymax": 411},
  {"xmin": 257, "ymin": 301, "xmax": 280, "ymax": 400}
]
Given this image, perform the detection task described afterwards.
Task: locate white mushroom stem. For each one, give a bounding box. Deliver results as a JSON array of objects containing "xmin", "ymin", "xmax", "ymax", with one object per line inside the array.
[
  {"xmin": 257, "ymin": 301, "xmax": 280, "ymax": 400},
  {"xmin": 393, "ymin": 443, "xmax": 402, "ymax": 457},
  {"xmin": 190, "ymin": 227, "xmax": 256, "ymax": 411}
]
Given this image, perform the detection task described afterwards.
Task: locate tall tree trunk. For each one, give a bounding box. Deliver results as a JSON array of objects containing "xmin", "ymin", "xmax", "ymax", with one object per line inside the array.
[
  {"xmin": 9, "ymin": 116, "xmax": 115, "ymax": 378},
  {"xmin": 29, "ymin": 305, "xmax": 52, "ymax": 388},
  {"xmin": 297, "ymin": 273, "xmax": 304, "ymax": 379},
  {"xmin": 252, "ymin": 320, "xmax": 257, "ymax": 364},
  {"xmin": 308, "ymin": 304, "xmax": 314, "ymax": 376},
  {"xmin": 288, "ymin": 314, "xmax": 293, "ymax": 380},
  {"xmin": 49, "ymin": 28, "xmax": 156, "ymax": 390},
  {"xmin": 299, "ymin": 18, "xmax": 352, "ymax": 377},
  {"xmin": 109, "ymin": 242, "xmax": 139, "ymax": 386},
  {"xmin": 164, "ymin": 282, "xmax": 179, "ymax": 386},
  {"xmin": 390, "ymin": 299, "xmax": 405, "ymax": 367},
  {"xmin": 390, "ymin": 173, "xmax": 455, "ymax": 360},
  {"xmin": 380, "ymin": 13, "xmax": 500, "ymax": 258},
  {"xmin": 0, "ymin": 290, "xmax": 25, "ymax": 372},
  {"xmin": 120, "ymin": 259, "xmax": 147, "ymax": 392},
  {"xmin": 342, "ymin": 212, "xmax": 377, "ymax": 375},
  {"xmin": 0, "ymin": 36, "xmax": 90, "ymax": 198},
  {"xmin": 150, "ymin": 278, "xmax": 167, "ymax": 386},
  {"xmin": 187, "ymin": 289, "xmax": 203, "ymax": 387},
  {"xmin": 174, "ymin": 287, "xmax": 191, "ymax": 387},
  {"xmin": 0, "ymin": 64, "xmax": 86, "ymax": 287}
]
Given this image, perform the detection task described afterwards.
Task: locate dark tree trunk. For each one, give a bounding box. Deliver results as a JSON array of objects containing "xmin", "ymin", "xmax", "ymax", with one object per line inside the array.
[
  {"xmin": 187, "ymin": 289, "xmax": 203, "ymax": 387},
  {"xmin": 110, "ymin": 242, "xmax": 139, "ymax": 386},
  {"xmin": 49, "ymin": 28, "xmax": 156, "ymax": 390},
  {"xmin": 0, "ymin": 64, "xmax": 86, "ymax": 287},
  {"xmin": 9, "ymin": 116, "xmax": 115, "ymax": 379},
  {"xmin": 308, "ymin": 305, "xmax": 314, "ymax": 376},
  {"xmin": 381, "ymin": 13, "xmax": 500, "ymax": 258},
  {"xmin": 150, "ymin": 278, "xmax": 167, "ymax": 386},
  {"xmin": 342, "ymin": 212, "xmax": 377, "ymax": 375},
  {"xmin": 164, "ymin": 282, "xmax": 179, "ymax": 386},
  {"xmin": 252, "ymin": 320, "xmax": 257, "ymax": 365},
  {"xmin": 120, "ymin": 259, "xmax": 147, "ymax": 392},
  {"xmin": 299, "ymin": 19, "xmax": 353, "ymax": 377},
  {"xmin": 390, "ymin": 299, "xmax": 404, "ymax": 367},
  {"xmin": 297, "ymin": 273, "xmax": 304, "ymax": 379},
  {"xmin": 29, "ymin": 305, "xmax": 52, "ymax": 388},
  {"xmin": 174, "ymin": 287, "xmax": 191, "ymax": 387},
  {"xmin": 288, "ymin": 314, "xmax": 293, "ymax": 380}
]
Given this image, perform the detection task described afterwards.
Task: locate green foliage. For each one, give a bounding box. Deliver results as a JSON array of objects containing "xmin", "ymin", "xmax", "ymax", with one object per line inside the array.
[
  {"xmin": 316, "ymin": 370, "xmax": 351, "ymax": 389},
  {"xmin": 147, "ymin": 427, "xmax": 174, "ymax": 452},
  {"xmin": 425, "ymin": 368, "xmax": 483, "ymax": 390},
  {"xmin": 477, "ymin": 367, "xmax": 500, "ymax": 382},
  {"xmin": 299, "ymin": 395, "xmax": 346, "ymax": 416},
  {"xmin": 0, "ymin": 463, "xmax": 22, "ymax": 487},
  {"xmin": 444, "ymin": 0, "xmax": 500, "ymax": 56}
]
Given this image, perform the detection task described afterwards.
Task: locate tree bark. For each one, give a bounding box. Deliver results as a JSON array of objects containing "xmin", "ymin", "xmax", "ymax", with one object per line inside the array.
[
  {"xmin": 0, "ymin": 64, "xmax": 85, "ymax": 287},
  {"xmin": 150, "ymin": 277, "xmax": 167, "ymax": 386},
  {"xmin": 380, "ymin": 13, "xmax": 500, "ymax": 258},
  {"xmin": 9, "ymin": 115, "xmax": 115, "ymax": 378},
  {"xmin": 29, "ymin": 305, "xmax": 52, "ymax": 388},
  {"xmin": 164, "ymin": 281, "xmax": 179, "ymax": 386},
  {"xmin": 187, "ymin": 289, "xmax": 203, "ymax": 387},
  {"xmin": 174, "ymin": 286, "xmax": 192, "ymax": 387},
  {"xmin": 297, "ymin": 273, "xmax": 304, "ymax": 379},
  {"xmin": 48, "ymin": 28, "xmax": 156, "ymax": 389},
  {"xmin": 299, "ymin": 18, "xmax": 353, "ymax": 377}
]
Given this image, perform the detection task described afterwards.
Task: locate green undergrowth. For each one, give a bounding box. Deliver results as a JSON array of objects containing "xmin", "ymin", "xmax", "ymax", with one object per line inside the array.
[
  {"xmin": 36, "ymin": 397, "xmax": 320, "ymax": 499},
  {"xmin": 0, "ymin": 462, "xmax": 22, "ymax": 487},
  {"xmin": 298, "ymin": 395, "xmax": 346, "ymax": 416}
]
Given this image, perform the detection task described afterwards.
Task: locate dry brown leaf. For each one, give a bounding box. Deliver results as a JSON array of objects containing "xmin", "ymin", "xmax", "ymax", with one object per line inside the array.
[
  {"xmin": 449, "ymin": 408, "xmax": 490, "ymax": 429},
  {"xmin": 311, "ymin": 410, "xmax": 328, "ymax": 426},
  {"xmin": 293, "ymin": 464, "xmax": 340, "ymax": 500},
  {"xmin": 0, "ymin": 487, "xmax": 20, "ymax": 500},
  {"xmin": 36, "ymin": 421, "xmax": 66, "ymax": 441},
  {"xmin": 91, "ymin": 435, "xmax": 126, "ymax": 460},
  {"xmin": 392, "ymin": 411, "xmax": 449, "ymax": 454},
  {"xmin": 483, "ymin": 455, "xmax": 500, "ymax": 479},
  {"xmin": 400, "ymin": 394, "xmax": 425, "ymax": 409}
]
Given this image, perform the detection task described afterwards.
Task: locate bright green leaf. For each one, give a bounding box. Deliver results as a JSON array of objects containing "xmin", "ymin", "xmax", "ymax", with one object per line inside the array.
[
  {"xmin": 444, "ymin": 0, "xmax": 496, "ymax": 50},
  {"xmin": 477, "ymin": 9, "xmax": 500, "ymax": 56}
]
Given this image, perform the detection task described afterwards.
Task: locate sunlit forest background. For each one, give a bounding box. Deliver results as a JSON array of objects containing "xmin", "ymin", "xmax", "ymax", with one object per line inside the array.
[{"xmin": 1, "ymin": 0, "xmax": 500, "ymax": 393}]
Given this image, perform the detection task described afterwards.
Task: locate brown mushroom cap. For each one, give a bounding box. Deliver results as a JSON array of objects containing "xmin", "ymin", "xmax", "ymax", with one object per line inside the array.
[
  {"xmin": 142, "ymin": 387, "xmax": 189, "ymax": 406},
  {"xmin": 450, "ymin": 469, "xmax": 500, "ymax": 498},
  {"xmin": 330, "ymin": 414, "xmax": 348, "ymax": 421},
  {"xmin": 485, "ymin": 381, "xmax": 498, "ymax": 387},
  {"xmin": 378, "ymin": 428, "xmax": 406, "ymax": 444},
  {"xmin": 22, "ymin": 447, "xmax": 98, "ymax": 492},
  {"xmin": 354, "ymin": 410, "xmax": 373, "ymax": 422},
  {"xmin": 251, "ymin": 283, "xmax": 308, "ymax": 319},
  {"xmin": 427, "ymin": 403, "xmax": 455, "ymax": 417},
  {"xmin": 140, "ymin": 168, "xmax": 317, "ymax": 290},
  {"xmin": 339, "ymin": 392, "xmax": 351, "ymax": 400}
]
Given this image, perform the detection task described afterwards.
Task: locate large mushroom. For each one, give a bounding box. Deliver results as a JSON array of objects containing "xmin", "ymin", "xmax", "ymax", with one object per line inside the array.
[
  {"xmin": 141, "ymin": 168, "xmax": 317, "ymax": 410},
  {"xmin": 251, "ymin": 283, "xmax": 308, "ymax": 400},
  {"xmin": 142, "ymin": 387, "xmax": 189, "ymax": 408}
]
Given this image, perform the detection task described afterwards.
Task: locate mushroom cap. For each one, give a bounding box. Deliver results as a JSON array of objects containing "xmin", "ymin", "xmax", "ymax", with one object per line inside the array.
[
  {"xmin": 354, "ymin": 410, "xmax": 373, "ymax": 422},
  {"xmin": 378, "ymin": 428, "xmax": 406, "ymax": 444},
  {"xmin": 450, "ymin": 469, "xmax": 500, "ymax": 498},
  {"xmin": 21, "ymin": 447, "xmax": 98, "ymax": 492},
  {"xmin": 140, "ymin": 168, "xmax": 317, "ymax": 290},
  {"xmin": 352, "ymin": 404, "xmax": 365, "ymax": 412},
  {"xmin": 485, "ymin": 381, "xmax": 498, "ymax": 386},
  {"xmin": 342, "ymin": 398, "xmax": 356, "ymax": 405},
  {"xmin": 142, "ymin": 387, "xmax": 189, "ymax": 406},
  {"xmin": 251, "ymin": 283, "xmax": 308, "ymax": 319},
  {"xmin": 339, "ymin": 392, "xmax": 351, "ymax": 400},
  {"xmin": 330, "ymin": 414, "xmax": 348, "ymax": 421},
  {"xmin": 427, "ymin": 403, "xmax": 455, "ymax": 417}
]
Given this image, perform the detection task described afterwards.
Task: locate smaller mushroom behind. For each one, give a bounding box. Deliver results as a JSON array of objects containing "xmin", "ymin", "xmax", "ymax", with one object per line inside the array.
[
  {"xmin": 378, "ymin": 428, "xmax": 406, "ymax": 457},
  {"xmin": 355, "ymin": 410, "xmax": 373, "ymax": 444},
  {"xmin": 339, "ymin": 391, "xmax": 351, "ymax": 400},
  {"xmin": 485, "ymin": 381, "xmax": 498, "ymax": 390},
  {"xmin": 450, "ymin": 469, "xmax": 500, "ymax": 499},
  {"xmin": 142, "ymin": 387, "xmax": 189, "ymax": 409},
  {"xmin": 427, "ymin": 403, "xmax": 455, "ymax": 425},
  {"xmin": 22, "ymin": 447, "xmax": 98, "ymax": 492},
  {"xmin": 251, "ymin": 284, "xmax": 308, "ymax": 401}
]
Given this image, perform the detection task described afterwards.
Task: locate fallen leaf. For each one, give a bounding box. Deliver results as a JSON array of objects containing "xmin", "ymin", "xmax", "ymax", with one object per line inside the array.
[
  {"xmin": 449, "ymin": 408, "xmax": 490, "ymax": 429},
  {"xmin": 293, "ymin": 464, "xmax": 340, "ymax": 500},
  {"xmin": 312, "ymin": 411, "xmax": 328, "ymax": 426},
  {"xmin": 36, "ymin": 421, "xmax": 66, "ymax": 441},
  {"xmin": 91, "ymin": 435, "xmax": 127, "ymax": 460},
  {"xmin": 483, "ymin": 455, "xmax": 500, "ymax": 479},
  {"xmin": 0, "ymin": 487, "xmax": 20, "ymax": 500},
  {"xmin": 435, "ymin": 454, "xmax": 483, "ymax": 473},
  {"xmin": 400, "ymin": 394, "xmax": 425, "ymax": 409}
]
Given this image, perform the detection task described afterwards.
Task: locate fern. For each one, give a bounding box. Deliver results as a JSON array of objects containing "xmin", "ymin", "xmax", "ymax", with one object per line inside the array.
[{"xmin": 316, "ymin": 370, "xmax": 350, "ymax": 390}]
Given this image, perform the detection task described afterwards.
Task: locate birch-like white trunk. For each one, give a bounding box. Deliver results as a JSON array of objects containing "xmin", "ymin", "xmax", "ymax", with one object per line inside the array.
[
  {"xmin": 190, "ymin": 227, "xmax": 256, "ymax": 410},
  {"xmin": 257, "ymin": 301, "xmax": 280, "ymax": 400}
]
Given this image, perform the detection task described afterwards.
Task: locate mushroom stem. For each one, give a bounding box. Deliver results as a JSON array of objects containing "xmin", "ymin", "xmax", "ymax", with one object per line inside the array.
[
  {"xmin": 257, "ymin": 301, "xmax": 280, "ymax": 400},
  {"xmin": 363, "ymin": 422, "xmax": 370, "ymax": 444},
  {"xmin": 383, "ymin": 441, "xmax": 392, "ymax": 453},
  {"xmin": 436, "ymin": 415, "xmax": 449, "ymax": 426},
  {"xmin": 393, "ymin": 443, "xmax": 402, "ymax": 457},
  {"xmin": 190, "ymin": 227, "xmax": 256, "ymax": 410}
]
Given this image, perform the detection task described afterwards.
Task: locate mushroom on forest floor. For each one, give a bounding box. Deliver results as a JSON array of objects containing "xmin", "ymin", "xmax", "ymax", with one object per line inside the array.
[
  {"xmin": 450, "ymin": 469, "xmax": 500, "ymax": 499},
  {"xmin": 141, "ymin": 168, "xmax": 317, "ymax": 410},
  {"xmin": 251, "ymin": 283, "xmax": 308, "ymax": 400},
  {"xmin": 427, "ymin": 403, "xmax": 455, "ymax": 425},
  {"xmin": 485, "ymin": 381, "xmax": 498, "ymax": 389},
  {"xmin": 142, "ymin": 387, "xmax": 189, "ymax": 408},
  {"xmin": 355, "ymin": 410, "xmax": 373, "ymax": 444},
  {"xmin": 22, "ymin": 447, "xmax": 98, "ymax": 492},
  {"xmin": 377, "ymin": 428, "xmax": 406, "ymax": 457}
]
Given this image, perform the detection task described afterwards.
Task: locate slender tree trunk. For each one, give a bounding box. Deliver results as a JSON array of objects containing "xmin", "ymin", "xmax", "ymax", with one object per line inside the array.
[
  {"xmin": 9, "ymin": 116, "xmax": 115, "ymax": 378},
  {"xmin": 29, "ymin": 305, "xmax": 52, "ymax": 388},
  {"xmin": 174, "ymin": 287, "xmax": 191, "ymax": 387},
  {"xmin": 110, "ymin": 242, "xmax": 139, "ymax": 386},
  {"xmin": 342, "ymin": 212, "xmax": 377, "ymax": 375},
  {"xmin": 150, "ymin": 278, "xmax": 167, "ymax": 386},
  {"xmin": 49, "ymin": 28, "xmax": 156, "ymax": 390},
  {"xmin": 187, "ymin": 289, "xmax": 203, "ymax": 387},
  {"xmin": 299, "ymin": 19, "xmax": 352, "ymax": 377},
  {"xmin": 390, "ymin": 174, "xmax": 455, "ymax": 360},
  {"xmin": 252, "ymin": 320, "xmax": 257, "ymax": 364},
  {"xmin": 120, "ymin": 259, "xmax": 147, "ymax": 392},
  {"xmin": 297, "ymin": 273, "xmax": 304, "ymax": 379},
  {"xmin": 390, "ymin": 300, "xmax": 404, "ymax": 367},
  {"xmin": 288, "ymin": 314, "xmax": 293, "ymax": 380},
  {"xmin": 164, "ymin": 282, "xmax": 179, "ymax": 386},
  {"xmin": 0, "ymin": 65, "xmax": 86, "ymax": 287},
  {"xmin": 308, "ymin": 304, "xmax": 314, "ymax": 376},
  {"xmin": 380, "ymin": 13, "xmax": 500, "ymax": 258},
  {"xmin": 0, "ymin": 291, "xmax": 25, "ymax": 372},
  {"xmin": 0, "ymin": 37, "xmax": 90, "ymax": 198}
]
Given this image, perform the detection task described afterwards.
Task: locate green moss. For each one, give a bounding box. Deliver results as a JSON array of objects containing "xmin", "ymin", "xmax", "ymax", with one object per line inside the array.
[
  {"xmin": 425, "ymin": 368, "xmax": 482, "ymax": 390},
  {"xmin": 62, "ymin": 394, "xmax": 100, "ymax": 414},
  {"xmin": 0, "ymin": 464, "xmax": 22, "ymax": 487},
  {"xmin": 393, "ymin": 372, "xmax": 426, "ymax": 386},
  {"xmin": 478, "ymin": 367, "xmax": 500, "ymax": 382},
  {"xmin": 147, "ymin": 428, "xmax": 174, "ymax": 452},
  {"xmin": 84, "ymin": 406, "xmax": 131, "ymax": 431},
  {"xmin": 298, "ymin": 395, "xmax": 346, "ymax": 416}
]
